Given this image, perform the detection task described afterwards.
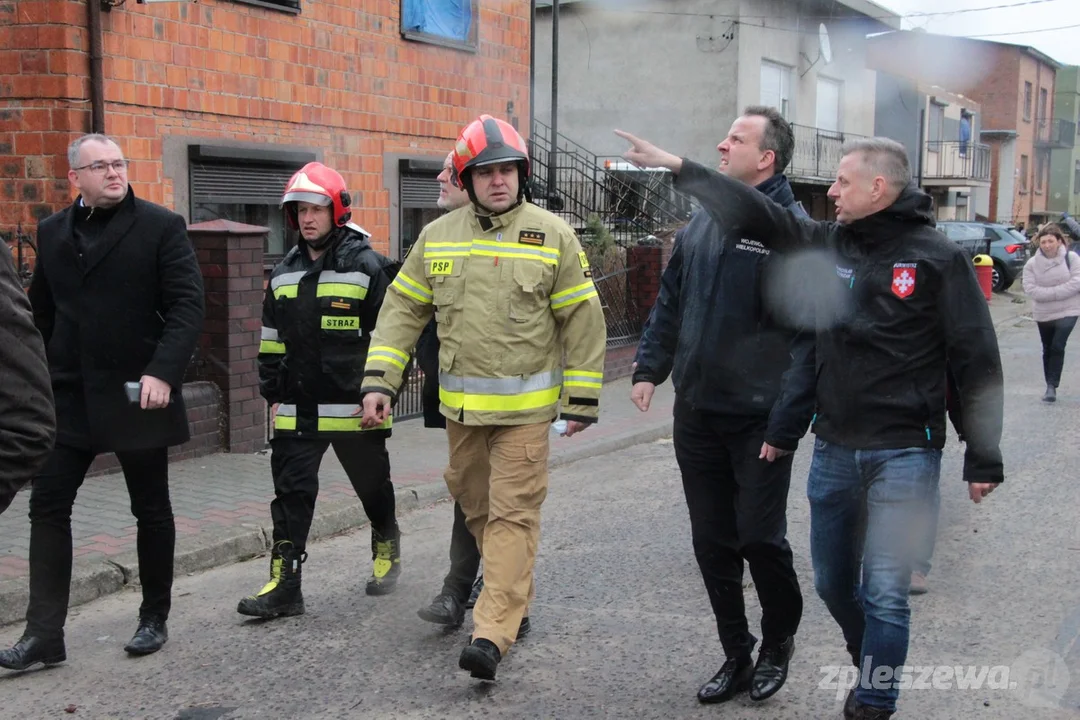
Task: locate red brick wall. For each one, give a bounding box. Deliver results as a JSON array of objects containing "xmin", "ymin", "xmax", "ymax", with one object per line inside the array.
[{"xmin": 1, "ymin": 0, "xmax": 531, "ymax": 257}]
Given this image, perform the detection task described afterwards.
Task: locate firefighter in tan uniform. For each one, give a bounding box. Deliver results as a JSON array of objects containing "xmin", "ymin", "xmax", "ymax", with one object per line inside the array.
[{"xmin": 361, "ymin": 115, "xmax": 606, "ymax": 680}]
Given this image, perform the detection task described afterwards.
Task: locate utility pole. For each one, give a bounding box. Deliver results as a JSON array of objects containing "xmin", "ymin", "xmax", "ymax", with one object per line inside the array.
[{"xmin": 548, "ymin": 0, "xmax": 559, "ymax": 198}]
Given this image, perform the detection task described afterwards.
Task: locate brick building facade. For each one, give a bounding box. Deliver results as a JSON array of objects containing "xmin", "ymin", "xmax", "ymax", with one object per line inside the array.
[
  {"xmin": 2, "ymin": 0, "xmax": 531, "ymax": 463},
  {"xmin": 868, "ymin": 31, "xmax": 1062, "ymax": 227},
  {"xmin": 2, "ymin": 0, "xmax": 531, "ymax": 266}
]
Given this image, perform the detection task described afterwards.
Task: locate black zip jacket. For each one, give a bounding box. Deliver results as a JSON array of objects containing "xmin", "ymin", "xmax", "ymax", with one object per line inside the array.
[
  {"xmin": 633, "ymin": 173, "xmax": 816, "ymax": 450},
  {"xmin": 674, "ymin": 159, "xmax": 1004, "ymax": 484},
  {"xmin": 259, "ymin": 224, "xmax": 399, "ymax": 438}
]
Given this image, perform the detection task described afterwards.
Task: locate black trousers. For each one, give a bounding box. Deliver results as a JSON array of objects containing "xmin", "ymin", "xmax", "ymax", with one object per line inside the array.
[
  {"xmin": 26, "ymin": 444, "xmax": 174, "ymax": 640},
  {"xmin": 672, "ymin": 398, "xmax": 803, "ymax": 659},
  {"xmin": 1038, "ymin": 316, "xmax": 1077, "ymax": 387},
  {"xmin": 440, "ymin": 501, "xmax": 482, "ymax": 601},
  {"xmin": 269, "ymin": 434, "xmax": 397, "ymax": 551}
]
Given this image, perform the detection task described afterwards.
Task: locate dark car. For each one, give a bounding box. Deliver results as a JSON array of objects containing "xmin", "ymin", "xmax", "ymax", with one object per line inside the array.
[{"xmin": 936, "ymin": 221, "xmax": 1029, "ymax": 293}]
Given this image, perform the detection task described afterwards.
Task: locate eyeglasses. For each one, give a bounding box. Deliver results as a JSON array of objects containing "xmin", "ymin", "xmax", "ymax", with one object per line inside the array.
[{"xmin": 72, "ymin": 160, "xmax": 129, "ymax": 175}]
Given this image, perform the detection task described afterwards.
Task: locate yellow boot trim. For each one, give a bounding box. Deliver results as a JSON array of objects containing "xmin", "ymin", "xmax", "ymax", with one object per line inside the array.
[
  {"xmin": 255, "ymin": 556, "xmax": 284, "ymax": 597},
  {"xmin": 372, "ymin": 541, "xmax": 396, "ymax": 579}
]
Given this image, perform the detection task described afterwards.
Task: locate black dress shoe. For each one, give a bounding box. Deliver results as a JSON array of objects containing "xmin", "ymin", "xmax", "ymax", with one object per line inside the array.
[
  {"xmin": 697, "ymin": 655, "xmax": 753, "ymax": 704},
  {"xmin": 417, "ymin": 593, "xmax": 465, "ymax": 627},
  {"xmin": 0, "ymin": 635, "xmax": 66, "ymax": 671},
  {"xmin": 844, "ymin": 688, "xmax": 858, "ymax": 719},
  {"xmin": 459, "ymin": 638, "xmax": 501, "ymax": 680},
  {"xmin": 465, "ymin": 575, "xmax": 483, "ymax": 609},
  {"xmin": 516, "ymin": 616, "xmax": 531, "ymax": 640},
  {"xmin": 749, "ymin": 636, "xmax": 795, "ymax": 701},
  {"xmin": 124, "ymin": 616, "xmax": 168, "ymax": 656},
  {"xmin": 851, "ymin": 701, "xmax": 894, "ymax": 719}
]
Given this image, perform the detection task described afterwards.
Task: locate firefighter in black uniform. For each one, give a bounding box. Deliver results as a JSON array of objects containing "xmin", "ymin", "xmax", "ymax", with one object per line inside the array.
[{"xmin": 237, "ymin": 162, "xmax": 402, "ymax": 619}]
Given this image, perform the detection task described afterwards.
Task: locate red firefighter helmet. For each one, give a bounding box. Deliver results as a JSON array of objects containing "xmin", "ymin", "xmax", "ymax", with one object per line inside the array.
[
  {"xmin": 281, "ymin": 162, "xmax": 352, "ymax": 229},
  {"xmin": 451, "ymin": 115, "xmax": 530, "ymax": 203}
]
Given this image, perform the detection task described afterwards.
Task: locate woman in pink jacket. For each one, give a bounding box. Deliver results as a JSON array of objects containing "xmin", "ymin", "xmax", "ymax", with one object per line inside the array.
[{"xmin": 1023, "ymin": 224, "xmax": 1080, "ymax": 402}]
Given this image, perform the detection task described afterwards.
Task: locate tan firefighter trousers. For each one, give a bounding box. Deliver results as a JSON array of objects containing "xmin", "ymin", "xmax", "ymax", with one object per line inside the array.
[{"xmin": 444, "ymin": 419, "xmax": 550, "ymax": 656}]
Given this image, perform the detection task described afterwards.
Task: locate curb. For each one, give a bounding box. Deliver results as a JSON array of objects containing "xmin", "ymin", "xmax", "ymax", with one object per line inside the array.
[{"xmin": 0, "ymin": 420, "xmax": 673, "ymax": 628}]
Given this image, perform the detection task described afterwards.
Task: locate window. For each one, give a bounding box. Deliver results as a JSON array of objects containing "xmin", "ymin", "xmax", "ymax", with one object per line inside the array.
[
  {"xmin": 1039, "ymin": 87, "xmax": 1048, "ymax": 122},
  {"xmin": 928, "ymin": 102, "xmax": 945, "ymax": 152},
  {"xmin": 815, "ymin": 77, "xmax": 842, "ymax": 132},
  {"xmin": 229, "ymin": 0, "xmax": 300, "ymax": 14},
  {"xmin": 761, "ymin": 62, "xmax": 793, "ymax": 118},
  {"xmin": 1036, "ymin": 151, "xmax": 1045, "ymax": 192},
  {"xmin": 187, "ymin": 145, "xmax": 316, "ymax": 261},
  {"xmin": 398, "ymin": 162, "xmax": 443, "ymax": 260},
  {"xmin": 401, "ymin": 0, "xmax": 478, "ymax": 51},
  {"xmin": 1024, "ymin": 82, "xmax": 1033, "ymax": 121},
  {"xmin": 1020, "ymin": 154, "xmax": 1029, "ymax": 192}
]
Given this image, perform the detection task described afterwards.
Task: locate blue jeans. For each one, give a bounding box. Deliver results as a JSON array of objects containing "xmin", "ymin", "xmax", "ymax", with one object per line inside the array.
[
  {"xmin": 807, "ymin": 438, "xmax": 942, "ymax": 712},
  {"xmin": 914, "ymin": 481, "xmax": 940, "ymax": 577}
]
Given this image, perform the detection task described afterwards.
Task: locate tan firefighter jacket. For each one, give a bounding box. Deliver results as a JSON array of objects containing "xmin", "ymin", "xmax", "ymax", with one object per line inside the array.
[{"xmin": 361, "ymin": 201, "xmax": 606, "ymax": 426}]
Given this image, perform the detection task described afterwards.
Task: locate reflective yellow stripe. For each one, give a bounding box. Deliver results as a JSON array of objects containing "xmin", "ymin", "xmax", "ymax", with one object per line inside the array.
[
  {"xmin": 274, "ymin": 285, "xmax": 299, "ymax": 300},
  {"xmin": 551, "ymin": 282, "xmax": 599, "ymax": 309},
  {"xmin": 366, "ymin": 346, "xmax": 409, "ymax": 371},
  {"xmin": 564, "ymin": 380, "xmax": 602, "ymax": 389},
  {"xmin": 317, "ymin": 415, "xmax": 393, "ymax": 432},
  {"xmin": 391, "ymin": 271, "xmax": 433, "ymax": 304},
  {"xmin": 275, "ymin": 414, "xmax": 297, "ymax": 430},
  {"xmin": 259, "ymin": 340, "xmax": 287, "ymax": 354},
  {"xmin": 439, "ymin": 385, "xmax": 562, "ymax": 412},
  {"xmin": 424, "ymin": 240, "xmax": 561, "ymax": 265},
  {"xmin": 316, "ymin": 283, "xmax": 367, "ymax": 299},
  {"xmin": 321, "ymin": 316, "xmax": 360, "ymax": 330},
  {"xmin": 473, "ymin": 239, "xmax": 560, "ymax": 261},
  {"xmin": 567, "ymin": 370, "xmax": 603, "ymax": 379}
]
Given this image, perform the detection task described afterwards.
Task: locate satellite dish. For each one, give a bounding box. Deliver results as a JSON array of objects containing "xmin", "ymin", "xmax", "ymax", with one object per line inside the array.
[{"xmin": 819, "ymin": 23, "xmax": 833, "ymax": 65}]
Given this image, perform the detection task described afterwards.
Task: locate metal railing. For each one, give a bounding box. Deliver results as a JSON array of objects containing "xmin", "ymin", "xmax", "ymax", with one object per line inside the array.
[
  {"xmin": 789, "ymin": 124, "xmax": 867, "ymax": 182},
  {"xmin": 1036, "ymin": 118, "xmax": 1077, "ymax": 149},
  {"xmin": 923, "ymin": 141, "xmax": 991, "ymax": 182},
  {"xmin": 529, "ymin": 119, "xmax": 694, "ymax": 247},
  {"xmin": 12, "ymin": 223, "xmax": 36, "ymax": 288}
]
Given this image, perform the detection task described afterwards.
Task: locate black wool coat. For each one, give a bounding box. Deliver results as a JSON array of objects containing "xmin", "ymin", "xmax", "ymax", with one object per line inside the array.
[{"xmin": 28, "ymin": 188, "xmax": 205, "ymax": 452}]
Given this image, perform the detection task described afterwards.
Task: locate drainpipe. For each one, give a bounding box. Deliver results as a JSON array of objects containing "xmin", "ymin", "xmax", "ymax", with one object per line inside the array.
[
  {"xmin": 529, "ymin": 0, "xmax": 536, "ymax": 138},
  {"xmin": 87, "ymin": 0, "xmax": 106, "ymax": 133}
]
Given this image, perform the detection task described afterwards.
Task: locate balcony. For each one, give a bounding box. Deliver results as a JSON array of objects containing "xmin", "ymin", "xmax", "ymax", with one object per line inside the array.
[
  {"xmin": 788, "ymin": 125, "xmax": 867, "ymax": 184},
  {"xmin": 1036, "ymin": 118, "xmax": 1077, "ymax": 149},
  {"xmin": 922, "ymin": 141, "xmax": 991, "ymax": 185}
]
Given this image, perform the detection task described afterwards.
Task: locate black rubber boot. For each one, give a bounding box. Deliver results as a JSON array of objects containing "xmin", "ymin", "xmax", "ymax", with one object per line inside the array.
[{"xmin": 237, "ymin": 541, "xmax": 306, "ymax": 618}]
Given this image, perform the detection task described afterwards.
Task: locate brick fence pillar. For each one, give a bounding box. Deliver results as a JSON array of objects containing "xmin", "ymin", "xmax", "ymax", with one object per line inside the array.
[
  {"xmin": 626, "ymin": 245, "xmax": 664, "ymax": 322},
  {"xmin": 188, "ymin": 220, "xmax": 268, "ymax": 454}
]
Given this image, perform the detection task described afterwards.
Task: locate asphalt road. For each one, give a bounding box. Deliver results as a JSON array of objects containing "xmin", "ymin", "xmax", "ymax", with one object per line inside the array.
[{"xmin": 2, "ymin": 318, "xmax": 1079, "ymax": 720}]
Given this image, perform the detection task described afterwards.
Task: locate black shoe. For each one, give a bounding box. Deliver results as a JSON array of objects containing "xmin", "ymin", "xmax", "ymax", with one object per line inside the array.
[
  {"xmin": 124, "ymin": 616, "xmax": 168, "ymax": 656},
  {"xmin": 0, "ymin": 635, "xmax": 66, "ymax": 671},
  {"xmin": 517, "ymin": 616, "xmax": 531, "ymax": 640},
  {"xmin": 366, "ymin": 527, "xmax": 402, "ymax": 596},
  {"xmin": 465, "ymin": 575, "xmax": 483, "ymax": 609},
  {"xmin": 749, "ymin": 637, "xmax": 795, "ymax": 701},
  {"xmin": 844, "ymin": 689, "xmax": 858, "ymax": 720},
  {"xmin": 459, "ymin": 638, "xmax": 501, "ymax": 680},
  {"xmin": 697, "ymin": 655, "xmax": 753, "ymax": 704},
  {"xmin": 237, "ymin": 541, "xmax": 306, "ymax": 619},
  {"xmin": 852, "ymin": 701, "xmax": 894, "ymax": 720},
  {"xmin": 417, "ymin": 593, "xmax": 465, "ymax": 627},
  {"xmin": 1044, "ymin": 384, "xmax": 1057, "ymax": 402}
]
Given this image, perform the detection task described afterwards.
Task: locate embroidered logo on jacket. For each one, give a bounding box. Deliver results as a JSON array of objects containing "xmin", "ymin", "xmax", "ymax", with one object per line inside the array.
[
  {"xmin": 892, "ymin": 263, "xmax": 917, "ymax": 299},
  {"xmin": 735, "ymin": 239, "xmax": 770, "ymax": 255}
]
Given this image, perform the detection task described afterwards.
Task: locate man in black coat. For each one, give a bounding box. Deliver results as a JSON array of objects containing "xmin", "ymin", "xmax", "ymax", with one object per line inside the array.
[
  {"xmin": 617, "ymin": 130, "xmax": 1003, "ymax": 720},
  {"xmin": 0, "ymin": 245, "xmax": 55, "ymax": 516},
  {"xmin": 0, "ymin": 134, "xmax": 204, "ymax": 671},
  {"xmin": 631, "ymin": 107, "xmax": 814, "ymax": 706}
]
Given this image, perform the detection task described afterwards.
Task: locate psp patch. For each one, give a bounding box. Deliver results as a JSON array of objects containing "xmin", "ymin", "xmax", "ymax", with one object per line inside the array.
[
  {"xmin": 518, "ymin": 230, "xmax": 546, "ymax": 246},
  {"xmin": 578, "ymin": 251, "xmax": 590, "ymax": 269}
]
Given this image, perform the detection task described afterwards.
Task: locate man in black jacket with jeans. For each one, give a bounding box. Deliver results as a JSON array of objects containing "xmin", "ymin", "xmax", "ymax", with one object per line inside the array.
[
  {"xmin": 632, "ymin": 107, "xmax": 815, "ymax": 706},
  {"xmin": 618, "ymin": 131, "xmax": 1003, "ymax": 720}
]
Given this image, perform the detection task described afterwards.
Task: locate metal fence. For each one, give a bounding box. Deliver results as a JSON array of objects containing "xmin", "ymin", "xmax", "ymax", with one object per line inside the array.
[{"xmin": 923, "ymin": 141, "xmax": 991, "ymax": 182}]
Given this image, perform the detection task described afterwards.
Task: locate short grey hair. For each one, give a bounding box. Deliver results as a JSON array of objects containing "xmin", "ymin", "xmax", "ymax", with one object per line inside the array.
[
  {"xmin": 67, "ymin": 134, "xmax": 121, "ymax": 167},
  {"xmin": 841, "ymin": 137, "xmax": 911, "ymax": 190}
]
